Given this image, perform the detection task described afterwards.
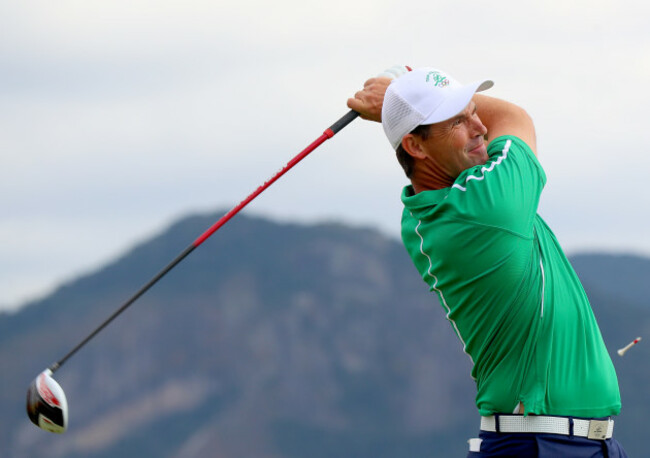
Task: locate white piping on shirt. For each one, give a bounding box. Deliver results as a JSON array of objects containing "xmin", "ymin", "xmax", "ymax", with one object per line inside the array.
[
  {"xmin": 539, "ymin": 258, "xmax": 545, "ymax": 318},
  {"xmin": 414, "ymin": 218, "xmax": 476, "ymax": 372},
  {"xmin": 451, "ymin": 139, "xmax": 512, "ymax": 192}
]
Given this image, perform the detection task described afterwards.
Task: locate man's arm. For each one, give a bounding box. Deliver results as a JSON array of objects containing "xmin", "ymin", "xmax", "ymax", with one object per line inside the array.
[
  {"xmin": 347, "ymin": 76, "xmax": 538, "ymax": 155},
  {"xmin": 473, "ymin": 94, "xmax": 537, "ymax": 155},
  {"xmin": 346, "ymin": 77, "xmax": 392, "ymax": 122}
]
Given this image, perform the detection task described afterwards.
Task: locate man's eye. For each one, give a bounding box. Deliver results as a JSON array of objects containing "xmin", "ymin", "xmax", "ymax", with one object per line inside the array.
[{"xmin": 453, "ymin": 118, "xmax": 462, "ymax": 126}]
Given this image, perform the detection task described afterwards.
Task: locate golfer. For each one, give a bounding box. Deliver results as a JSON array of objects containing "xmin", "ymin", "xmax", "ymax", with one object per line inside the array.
[{"xmin": 347, "ymin": 68, "xmax": 627, "ymax": 457}]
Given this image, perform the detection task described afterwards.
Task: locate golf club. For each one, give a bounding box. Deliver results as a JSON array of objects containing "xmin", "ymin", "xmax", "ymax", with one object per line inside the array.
[
  {"xmin": 26, "ymin": 369, "xmax": 68, "ymax": 434},
  {"xmin": 26, "ymin": 65, "xmax": 412, "ymax": 433}
]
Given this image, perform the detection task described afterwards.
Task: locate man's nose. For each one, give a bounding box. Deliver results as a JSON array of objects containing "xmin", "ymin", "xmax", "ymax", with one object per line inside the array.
[{"xmin": 472, "ymin": 116, "xmax": 488, "ymax": 136}]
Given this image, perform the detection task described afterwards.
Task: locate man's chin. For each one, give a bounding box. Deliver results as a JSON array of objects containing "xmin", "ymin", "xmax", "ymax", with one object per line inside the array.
[{"xmin": 468, "ymin": 146, "xmax": 489, "ymax": 166}]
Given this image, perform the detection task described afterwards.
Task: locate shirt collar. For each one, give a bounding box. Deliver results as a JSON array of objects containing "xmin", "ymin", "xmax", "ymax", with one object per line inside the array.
[{"xmin": 401, "ymin": 184, "xmax": 450, "ymax": 216}]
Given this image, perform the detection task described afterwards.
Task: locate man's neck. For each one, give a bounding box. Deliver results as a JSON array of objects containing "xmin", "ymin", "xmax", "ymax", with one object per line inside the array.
[{"xmin": 410, "ymin": 168, "xmax": 453, "ymax": 193}]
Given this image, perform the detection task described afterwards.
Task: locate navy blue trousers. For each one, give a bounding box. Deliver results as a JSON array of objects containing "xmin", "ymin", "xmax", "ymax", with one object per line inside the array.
[{"xmin": 467, "ymin": 430, "xmax": 628, "ymax": 457}]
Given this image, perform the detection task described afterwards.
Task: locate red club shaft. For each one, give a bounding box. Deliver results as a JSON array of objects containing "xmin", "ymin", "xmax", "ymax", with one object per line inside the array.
[{"xmin": 50, "ymin": 110, "xmax": 359, "ymax": 373}]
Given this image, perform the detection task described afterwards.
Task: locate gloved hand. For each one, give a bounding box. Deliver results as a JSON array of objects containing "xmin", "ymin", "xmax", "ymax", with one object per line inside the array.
[
  {"xmin": 377, "ymin": 65, "xmax": 412, "ymax": 79},
  {"xmin": 347, "ymin": 65, "xmax": 412, "ymax": 122}
]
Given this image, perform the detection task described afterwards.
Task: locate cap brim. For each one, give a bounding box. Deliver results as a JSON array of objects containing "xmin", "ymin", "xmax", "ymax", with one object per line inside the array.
[{"xmin": 420, "ymin": 79, "xmax": 493, "ymax": 125}]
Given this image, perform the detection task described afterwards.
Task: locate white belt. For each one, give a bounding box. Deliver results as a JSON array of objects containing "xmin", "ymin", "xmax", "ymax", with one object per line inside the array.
[{"xmin": 480, "ymin": 415, "xmax": 614, "ymax": 440}]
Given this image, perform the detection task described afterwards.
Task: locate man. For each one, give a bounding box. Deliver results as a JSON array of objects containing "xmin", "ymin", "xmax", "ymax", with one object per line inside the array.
[{"xmin": 347, "ymin": 68, "xmax": 627, "ymax": 457}]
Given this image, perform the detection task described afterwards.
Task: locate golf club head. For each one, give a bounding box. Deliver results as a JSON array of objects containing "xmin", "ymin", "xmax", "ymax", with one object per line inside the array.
[{"xmin": 26, "ymin": 369, "xmax": 68, "ymax": 433}]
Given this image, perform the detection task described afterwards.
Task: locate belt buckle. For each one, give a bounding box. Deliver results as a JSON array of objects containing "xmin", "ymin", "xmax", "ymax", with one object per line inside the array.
[{"xmin": 587, "ymin": 420, "xmax": 610, "ymax": 440}]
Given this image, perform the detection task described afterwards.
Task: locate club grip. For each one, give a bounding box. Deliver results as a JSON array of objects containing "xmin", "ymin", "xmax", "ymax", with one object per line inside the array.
[{"xmin": 327, "ymin": 110, "xmax": 360, "ymax": 136}]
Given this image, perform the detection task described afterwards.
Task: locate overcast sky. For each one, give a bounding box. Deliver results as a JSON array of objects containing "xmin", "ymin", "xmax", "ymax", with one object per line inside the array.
[{"xmin": 2, "ymin": 0, "xmax": 649, "ymax": 312}]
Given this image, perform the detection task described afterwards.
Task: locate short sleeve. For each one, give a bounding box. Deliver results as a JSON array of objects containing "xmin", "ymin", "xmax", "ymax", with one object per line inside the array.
[{"xmin": 446, "ymin": 136, "xmax": 546, "ymax": 237}]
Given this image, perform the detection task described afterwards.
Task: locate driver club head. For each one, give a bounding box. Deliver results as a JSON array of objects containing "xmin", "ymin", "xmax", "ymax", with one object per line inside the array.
[{"xmin": 26, "ymin": 369, "xmax": 68, "ymax": 433}]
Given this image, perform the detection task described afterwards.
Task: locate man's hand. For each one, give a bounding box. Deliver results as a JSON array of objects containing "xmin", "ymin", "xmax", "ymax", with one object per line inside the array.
[{"xmin": 347, "ymin": 77, "xmax": 393, "ymax": 123}]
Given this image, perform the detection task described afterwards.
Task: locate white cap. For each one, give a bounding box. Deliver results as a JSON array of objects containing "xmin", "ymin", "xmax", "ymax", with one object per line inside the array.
[{"xmin": 381, "ymin": 68, "xmax": 493, "ymax": 150}]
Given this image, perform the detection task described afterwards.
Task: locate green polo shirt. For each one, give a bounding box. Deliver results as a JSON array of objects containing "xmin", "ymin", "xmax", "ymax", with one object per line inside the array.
[{"xmin": 400, "ymin": 135, "xmax": 621, "ymax": 417}]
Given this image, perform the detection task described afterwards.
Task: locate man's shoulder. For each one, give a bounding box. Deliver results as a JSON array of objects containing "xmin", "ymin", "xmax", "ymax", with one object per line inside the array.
[
  {"xmin": 487, "ymin": 135, "xmax": 536, "ymax": 161},
  {"xmin": 453, "ymin": 135, "xmax": 544, "ymax": 189}
]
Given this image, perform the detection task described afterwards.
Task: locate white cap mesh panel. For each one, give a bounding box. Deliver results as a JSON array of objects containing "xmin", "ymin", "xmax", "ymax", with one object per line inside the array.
[{"xmin": 382, "ymin": 91, "xmax": 424, "ymax": 150}]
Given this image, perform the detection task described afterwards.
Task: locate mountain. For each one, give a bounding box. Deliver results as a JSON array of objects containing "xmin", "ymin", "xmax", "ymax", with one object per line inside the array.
[{"xmin": 1, "ymin": 212, "xmax": 647, "ymax": 457}]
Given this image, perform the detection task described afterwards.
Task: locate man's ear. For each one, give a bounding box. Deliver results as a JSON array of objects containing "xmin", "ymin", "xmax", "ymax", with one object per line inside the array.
[{"xmin": 402, "ymin": 134, "xmax": 427, "ymax": 160}]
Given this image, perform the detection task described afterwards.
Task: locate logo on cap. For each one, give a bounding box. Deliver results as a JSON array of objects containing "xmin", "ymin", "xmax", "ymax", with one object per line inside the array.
[{"xmin": 426, "ymin": 71, "xmax": 450, "ymax": 88}]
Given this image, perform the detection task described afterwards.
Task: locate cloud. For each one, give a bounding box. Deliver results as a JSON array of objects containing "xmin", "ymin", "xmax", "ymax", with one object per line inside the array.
[{"xmin": 2, "ymin": 0, "xmax": 650, "ymax": 310}]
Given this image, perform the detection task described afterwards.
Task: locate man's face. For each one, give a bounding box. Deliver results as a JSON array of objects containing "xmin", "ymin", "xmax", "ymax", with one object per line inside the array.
[{"xmin": 416, "ymin": 101, "xmax": 489, "ymax": 182}]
